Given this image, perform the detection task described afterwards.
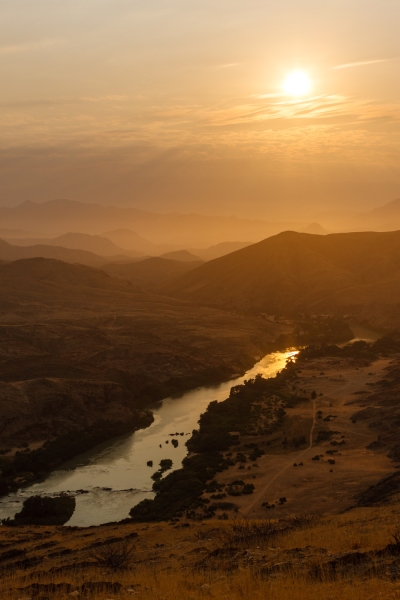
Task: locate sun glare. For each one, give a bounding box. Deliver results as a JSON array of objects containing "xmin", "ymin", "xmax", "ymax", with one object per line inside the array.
[{"xmin": 283, "ymin": 70, "xmax": 311, "ymax": 96}]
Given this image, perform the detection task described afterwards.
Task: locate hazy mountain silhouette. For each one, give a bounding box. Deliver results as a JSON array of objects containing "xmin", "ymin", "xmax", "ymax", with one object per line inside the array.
[
  {"xmin": 158, "ymin": 250, "xmax": 203, "ymax": 262},
  {"xmin": 102, "ymin": 257, "xmax": 203, "ymax": 291},
  {"xmin": 192, "ymin": 241, "xmax": 252, "ymax": 261},
  {"xmin": 302, "ymin": 223, "xmax": 331, "ymax": 235},
  {"xmin": 0, "ymin": 228, "xmax": 36, "ymax": 239},
  {"xmin": 163, "ymin": 230, "xmax": 400, "ymax": 327},
  {"xmin": 0, "ymin": 199, "xmax": 304, "ymax": 246},
  {"xmin": 354, "ymin": 198, "xmax": 400, "ymax": 230},
  {"xmin": 101, "ymin": 228, "xmax": 162, "ymax": 255},
  {"xmin": 3, "ymin": 198, "xmax": 400, "ymax": 249},
  {"xmin": 0, "ymin": 238, "xmax": 132, "ymax": 267},
  {"xmin": 103, "ymin": 231, "xmax": 252, "ymax": 261},
  {"xmin": 317, "ymin": 198, "xmax": 400, "ymax": 231},
  {"xmin": 6, "ymin": 232, "xmax": 144, "ymax": 258}
]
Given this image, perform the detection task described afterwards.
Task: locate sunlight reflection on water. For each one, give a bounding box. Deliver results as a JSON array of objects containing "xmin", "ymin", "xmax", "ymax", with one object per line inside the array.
[{"xmin": 0, "ymin": 349, "xmax": 297, "ymax": 526}]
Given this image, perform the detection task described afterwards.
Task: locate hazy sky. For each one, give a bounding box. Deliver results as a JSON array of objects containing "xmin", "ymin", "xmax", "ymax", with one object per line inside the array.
[{"xmin": 1, "ymin": 0, "xmax": 400, "ymax": 219}]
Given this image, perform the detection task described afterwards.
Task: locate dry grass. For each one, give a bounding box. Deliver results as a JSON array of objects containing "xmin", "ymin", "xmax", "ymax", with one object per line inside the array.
[
  {"xmin": 1, "ymin": 563, "xmax": 400, "ymax": 600},
  {"xmin": 2, "ymin": 505, "xmax": 400, "ymax": 599}
]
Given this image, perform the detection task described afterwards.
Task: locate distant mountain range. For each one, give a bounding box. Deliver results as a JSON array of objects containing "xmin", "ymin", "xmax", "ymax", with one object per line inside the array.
[
  {"xmin": 0, "ymin": 199, "xmax": 305, "ymax": 247},
  {"xmin": 1, "ymin": 197, "xmax": 400, "ymax": 245},
  {"xmin": 355, "ymin": 197, "xmax": 400, "ymax": 230},
  {"xmin": 1, "ymin": 197, "xmax": 400, "ymax": 267},
  {"xmin": 163, "ymin": 230, "xmax": 400, "ymax": 329}
]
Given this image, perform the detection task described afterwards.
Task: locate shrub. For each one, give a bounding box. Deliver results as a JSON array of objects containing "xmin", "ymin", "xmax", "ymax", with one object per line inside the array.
[
  {"xmin": 89, "ymin": 540, "xmax": 135, "ymax": 571},
  {"xmin": 4, "ymin": 494, "xmax": 75, "ymax": 526},
  {"xmin": 159, "ymin": 459, "xmax": 173, "ymax": 471}
]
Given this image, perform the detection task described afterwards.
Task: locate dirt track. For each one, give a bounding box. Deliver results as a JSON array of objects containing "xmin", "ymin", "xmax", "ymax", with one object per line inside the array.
[{"xmin": 213, "ymin": 356, "xmax": 398, "ymax": 517}]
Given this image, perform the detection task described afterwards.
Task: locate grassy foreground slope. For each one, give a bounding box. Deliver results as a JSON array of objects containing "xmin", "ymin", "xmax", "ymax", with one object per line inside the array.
[
  {"xmin": 164, "ymin": 230, "xmax": 400, "ymax": 328},
  {"xmin": 2, "ymin": 507, "xmax": 400, "ymax": 599}
]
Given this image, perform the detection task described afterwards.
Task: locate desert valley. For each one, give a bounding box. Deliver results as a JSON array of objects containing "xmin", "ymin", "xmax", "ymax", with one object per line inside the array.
[
  {"xmin": 2, "ymin": 1, "xmax": 400, "ymax": 597},
  {"xmin": 1, "ymin": 198, "xmax": 400, "ymax": 598}
]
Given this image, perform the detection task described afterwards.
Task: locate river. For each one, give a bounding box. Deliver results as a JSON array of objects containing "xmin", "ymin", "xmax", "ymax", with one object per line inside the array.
[
  {"xmin": 0, "ymin": 350, "xmax": 299, "ymax": 526},
  {"xmin": 0, "ymin": 323, "xmax": 380, "ymax": 527}
]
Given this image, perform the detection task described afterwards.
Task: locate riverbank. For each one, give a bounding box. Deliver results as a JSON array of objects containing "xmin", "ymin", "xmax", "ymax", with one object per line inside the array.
[
  {"xmin": 0, "ymin": 340, "xmax": 284, "ymax": 503},
  {"xmin": 0, "ymin": 412, "xmax": 154, "ymax": 497},
  {"xmin": 128, "ymin": 334, "xmax": 400, "ymax": 523}
]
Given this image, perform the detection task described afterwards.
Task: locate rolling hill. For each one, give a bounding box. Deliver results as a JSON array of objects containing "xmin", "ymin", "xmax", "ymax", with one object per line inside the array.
[
  {"xmin": 158, "ymin": 250, "xmax": 203, "ymax": 262},
  {"xmin": 102, "ymin": 257, "xmax": 203, "ymax": 291},
  {"xmin": 163, "ymin": 230, "xmax": 400, "ymax": 327}
]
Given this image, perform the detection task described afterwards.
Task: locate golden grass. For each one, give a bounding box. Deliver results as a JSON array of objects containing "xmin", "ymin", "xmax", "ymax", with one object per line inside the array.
[
  {"xmin": 2, "ymin": 505, "xmax": 400, "ymax": 599},
  {"xmin": 1, "ymin": 564, "xmax": 400, "ymax": 600}
]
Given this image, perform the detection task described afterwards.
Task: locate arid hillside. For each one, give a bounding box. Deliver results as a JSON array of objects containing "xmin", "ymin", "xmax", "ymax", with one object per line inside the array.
[
  {"xmin": 164, "ymin": 230, "xmax": 400, "ymax": 327},
  {"xmin": 0, "ymin": 258, "xmax": 279, "ymax": 450}
]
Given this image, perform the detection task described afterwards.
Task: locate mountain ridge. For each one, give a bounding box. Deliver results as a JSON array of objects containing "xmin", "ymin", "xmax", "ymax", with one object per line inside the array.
[{"xmin": 163, "ymin": 230, "xmax": 400, "ymax": 327}]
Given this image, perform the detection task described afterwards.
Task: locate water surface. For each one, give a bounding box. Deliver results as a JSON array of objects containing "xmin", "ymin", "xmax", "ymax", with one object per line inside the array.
[{"xmin": 0, "ymin": 350, "xmax": 295, "ymax": 526}]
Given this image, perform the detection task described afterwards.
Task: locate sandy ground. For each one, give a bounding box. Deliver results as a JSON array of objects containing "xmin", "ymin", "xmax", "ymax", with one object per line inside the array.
[{"xmin": 209, "ymin": 356, "xmax": 397, "ymax": 518}]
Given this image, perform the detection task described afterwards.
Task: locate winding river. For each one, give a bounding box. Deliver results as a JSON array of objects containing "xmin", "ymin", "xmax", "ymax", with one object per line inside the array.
[{"xmin": 0, "ymin": 322, "xmax": 379, "ymax": 527}]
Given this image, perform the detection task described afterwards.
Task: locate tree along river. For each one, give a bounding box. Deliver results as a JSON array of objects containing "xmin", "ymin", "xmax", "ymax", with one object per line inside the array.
[{"xmin": 0, "ymin": 323, "xmax": 379, "ymax": 527}]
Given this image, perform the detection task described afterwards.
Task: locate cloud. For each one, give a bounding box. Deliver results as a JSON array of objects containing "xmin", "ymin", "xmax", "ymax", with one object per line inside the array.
[
  {"xmin": 216, "ymin": 63, "xmax": 241, "ymax": 69},
  {"xmin": 333, "ymin": 59, "xmax": 387, "ymax": 70},
  {"xmin": 252, "ymin": 93, "xmax": 285, "ymax": 99}
]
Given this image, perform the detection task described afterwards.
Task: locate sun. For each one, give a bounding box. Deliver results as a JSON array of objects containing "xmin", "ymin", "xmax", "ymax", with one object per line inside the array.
[{"xmin": 283, "ymin": 70, "xmax": 311, "ymax": 96}]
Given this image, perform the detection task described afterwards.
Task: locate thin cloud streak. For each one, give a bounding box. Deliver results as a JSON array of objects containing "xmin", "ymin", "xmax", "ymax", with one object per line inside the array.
[
  {"xmin": 252, "ymin": 93, "xmax": 285, "ymax": 99},
  {"xmin": 333, "ymin": 59, "xmax": 387, "ymax": 70}
]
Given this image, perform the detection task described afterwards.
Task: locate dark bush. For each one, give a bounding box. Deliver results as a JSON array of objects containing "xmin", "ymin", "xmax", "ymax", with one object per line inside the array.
[
  {"xmin": 159, "ymin": 459, "xmax": 173, "ymax": 471},
  {"xmin": 89, "ymin": 540, "xmax": 135, "ymax": 571},
  {"xmin": 4, "ymin": 494, "xmax": 75, "ymax": 526}
]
